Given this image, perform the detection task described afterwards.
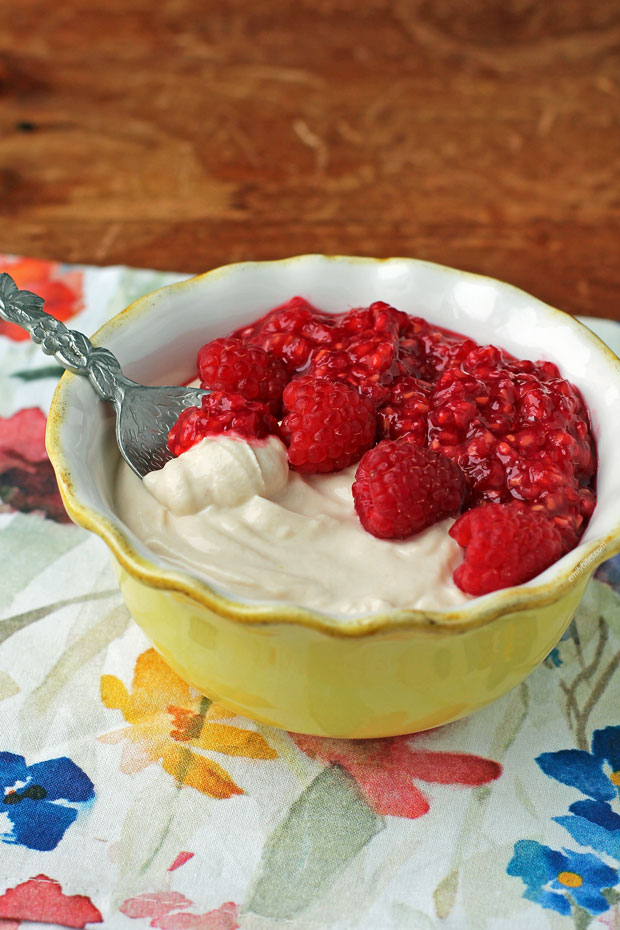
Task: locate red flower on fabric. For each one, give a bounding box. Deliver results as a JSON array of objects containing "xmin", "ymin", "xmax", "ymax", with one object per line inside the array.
[
  {"xmin": 0, "ymin": 257, "xmax": 83, "ymax": 341},
  {"xmin": 120, "ymin": 893, "xmax": 239, "ymax": 930},
  {"xmin": 168, "ymin": 851, "xmax": 194, "ymax": 871},
  {"xmin": 0, "ymin": 874, "xmax": 102, "ymax": 928},
  {"xmin": 291, "ymin": 733, "xmax": 502, "ymax": 818},
  {"xmin": 0, "ymin": 408, "xmax": 69, "ymax": 522}
]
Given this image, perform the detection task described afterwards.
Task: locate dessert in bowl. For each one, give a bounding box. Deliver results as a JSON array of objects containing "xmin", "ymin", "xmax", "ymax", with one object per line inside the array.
[{"xmin": 46, "ymin": 255, "xmax": 620, "ymax": 738}]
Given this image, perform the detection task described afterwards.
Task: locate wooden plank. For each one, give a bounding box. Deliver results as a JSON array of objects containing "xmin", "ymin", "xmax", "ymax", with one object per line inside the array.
[{"xmin": 1, "ymin": 0, "xmax": 618, "ymax": 317}]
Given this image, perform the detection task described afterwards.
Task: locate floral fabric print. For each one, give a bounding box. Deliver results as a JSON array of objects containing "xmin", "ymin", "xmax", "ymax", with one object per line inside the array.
[
  {"xmin": 100, "ymin": 649, "xmax": 278, "ymax": 797},
  {"xmin": 292, "ymin": 733, "xmax": 502, "ymax": 818},
  {"xmin": 537, "ymin": 726, "xmax": 620, "ymax": 802},
  {"xmin": 3, "ymin": 256, "xmax": 620, "ymax": 929},
  {"xmin": 0, "ymin": 875, "xmax": 102, "ymax": 927},
  {"xmin": 120, "ymin": 893, "xmax": 239, "ymax": 929},
  {"xmin": 0, "ymin": 753, "xmax": 94, "ymax": 851},
  {"xmin": 508, "ymin": 841, "xmax": 618, "ymax": 916},
  {"xmin": 508, "ymin": 725, "xmax": 620, "ymax": 920},
  {"xmin": 0, "ymin": 258, "xmax": 82, "ymax": 342},
  {"xmin": 0, "ymin": 408, "xmax": 69, "ymax": 522}
]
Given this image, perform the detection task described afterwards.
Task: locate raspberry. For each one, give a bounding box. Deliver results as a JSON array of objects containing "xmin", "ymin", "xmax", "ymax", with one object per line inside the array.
[
  {"xmin": 260, "ymin": 297, "xmax": 318, "ymax": 335},
  {"xmin": 234, "ymin": 296, "xmax": 315, "ymax": 340},
  {"xmin": 352, "ymin": 440, "xmax": 465, "ymax": 539},
  {"xmin": 449, "ymin": 501, "xmax": 567, "ymax": 595},
  {"xmin": 257, "ymin": 332, "xmax": 313, "ymax": 370},
  {"xmin": 370, "ymin": 301, "xmax": 411, "ymax": 336},
  {"xmin": 307, "ymin": 337, "xmax": 396, "ymax": 405},
  {"xmin": 346, "ymin": 331, "xmax": 398, "ymax": 378},
  {"xmin": 342, "ymin": 301, "xmax": 409, "ymax": 338},
  {"xmin": 196, "ymin": 337, "xmax": 289, "ymax": 416},
  {"xmin": 168, "ymin": 391, "xmax": 279, "ymax": 456},
  {"xmin": 281, "ymin": 377, "xmax": 376, "ymax": 473},
  {"xmin": 377, "ymin": 377, "xmax": 431, "ymax": 444},
  {"xmin": 400, "ymin": 317, "xmax": 477, "ymax": 381},
  {"xmin": 306, "ymin": 303, "xmax": 415, "ymax": 405},
  {"xmin": 234, "ymin": 297, "xmax": 337, "ymax": 371},
  {"xmin": 357, "ymin": 382, "xmax": 393, "ymax": 406}
]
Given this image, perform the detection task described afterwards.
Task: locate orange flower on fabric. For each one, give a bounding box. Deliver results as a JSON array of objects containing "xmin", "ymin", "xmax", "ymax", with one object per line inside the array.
[
  {"xmin": 0, "ymin": 257, "xmax": 83, "ymax": 341},
  {"xmin": 100, "ymin": 649, "xmax": 277, "ymax": 798}
]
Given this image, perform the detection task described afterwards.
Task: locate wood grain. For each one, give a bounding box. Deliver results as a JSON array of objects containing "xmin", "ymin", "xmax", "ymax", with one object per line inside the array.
[{"xmin": 0, "ymin": 0, "xmax": 619, "ymax": 317}]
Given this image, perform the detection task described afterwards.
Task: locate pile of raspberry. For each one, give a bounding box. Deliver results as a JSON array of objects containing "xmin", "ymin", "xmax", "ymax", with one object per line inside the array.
[{"xmin": 168, "ymin": 297, "xmax": 596, "ymax": 597}]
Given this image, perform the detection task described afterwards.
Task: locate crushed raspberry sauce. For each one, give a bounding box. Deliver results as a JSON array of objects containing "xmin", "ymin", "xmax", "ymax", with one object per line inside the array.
[{"xmin": 170, "ymin": 297, "xmax": 596, "ymax": 595}]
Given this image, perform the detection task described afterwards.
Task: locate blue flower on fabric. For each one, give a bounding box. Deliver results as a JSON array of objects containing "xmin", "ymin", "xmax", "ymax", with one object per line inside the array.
[
  {"xmin": 595, "ymin": 552, "xmax": 620, "ymax": 587},
  {"xmin": 536, "ymin": 726, "xmax": 620, "ymax": 802},
  {"xmin": 543, "ymin": 623, "xmax": 576, "ymax": 668},
  {"xmin": 0, "ymin": 752, "xmax": 95, "ymax": 851},
  {"xmin": 544, "ymin": 647, "xmax": 563, "ymax": 668},
  {"xmin": 508, "ymin": 840, "xmax": 618, "ymax": 915},
  {"xmin": 555, "ymin": 799, "xmax": 620, "ymax": 862}
]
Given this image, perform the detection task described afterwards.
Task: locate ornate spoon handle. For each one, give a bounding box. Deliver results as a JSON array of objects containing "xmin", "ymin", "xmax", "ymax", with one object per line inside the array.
[{"xmin": 0, "ymin": 272, "xmax": 132, "ymax": 404}]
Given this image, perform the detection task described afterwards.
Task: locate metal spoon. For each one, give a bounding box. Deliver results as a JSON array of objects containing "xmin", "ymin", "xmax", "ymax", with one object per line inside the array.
[{"xmin": 0, "ymin": 272, "xmax": 208, "ymax": 477}]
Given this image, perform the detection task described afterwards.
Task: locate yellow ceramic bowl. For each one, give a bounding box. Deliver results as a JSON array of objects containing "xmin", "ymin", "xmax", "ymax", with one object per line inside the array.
[{"xmin": 46, "ymin": 256, "xmax": 620, "ymax": 738}]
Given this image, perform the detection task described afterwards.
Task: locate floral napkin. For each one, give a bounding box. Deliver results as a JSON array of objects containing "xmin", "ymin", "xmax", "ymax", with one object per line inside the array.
[{"xmin": 2, "ymin": 256, "xmax": 620, "ymax": 930}]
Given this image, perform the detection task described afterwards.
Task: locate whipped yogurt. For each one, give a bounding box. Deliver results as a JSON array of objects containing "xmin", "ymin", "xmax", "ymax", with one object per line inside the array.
[
  {"xmin": 116, "ymin": 435, "xmax": 469, "ymax": 617},
  {"xmin": 143, "ymin": 435, "xmax": 289, "ymax": 515}
]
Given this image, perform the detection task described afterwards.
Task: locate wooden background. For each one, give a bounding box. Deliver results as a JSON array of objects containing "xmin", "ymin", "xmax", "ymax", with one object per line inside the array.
[{"xmin": 0, "ymin": 0, "xmax": 619, "ymax": 318}]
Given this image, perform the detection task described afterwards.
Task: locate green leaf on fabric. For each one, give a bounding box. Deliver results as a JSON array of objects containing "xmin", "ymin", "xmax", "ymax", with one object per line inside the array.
[
  {"xmin": 25, "ymin": 603, "xmax": 130, "ymax": 716},
  {"xmin": 248, "ymin": 764, "xmax": 384, "ymax": 919},
  {"xmin": 513, "ymin": 775, "xmax": 537, "ymax": 819},
  {"xmin": 0, "ymin": 513, "xmax": 82, "ymax": 606},
  {"xmin": 490, "ymin": 682, "xmax": 529, "ymax": 757},
  {"xmin": 573, "ymin": 903, "xmax": 594, "ymax": 930},
  {"xmin": 433, "ymin": 868, "xmax": 459, "ymax": 919},
  {"xmin": 0, "ymin": 589, "xmax": 118, "ymax": 646},
  {"xmin": 12, "ymin": 365, "xmax": 64, "ymax": 381},
  {"xmin": 0, "ymin": 670, "xmax": 19, "ymax": 701},
  {"xmin": 116, "ymin": 780, "xmax": 180, "ymax": 885}
]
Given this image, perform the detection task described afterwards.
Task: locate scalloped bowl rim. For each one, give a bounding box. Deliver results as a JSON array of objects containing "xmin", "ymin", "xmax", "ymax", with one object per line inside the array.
[{"xmin": 46, "ymin": 254, "xmax": 620, "ymax": 638}]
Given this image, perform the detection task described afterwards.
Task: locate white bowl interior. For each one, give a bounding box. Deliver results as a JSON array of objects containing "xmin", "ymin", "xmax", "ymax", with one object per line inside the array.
[{"xmin": 56, "ymin": 256, "xmax": 620, "ymax": 611}]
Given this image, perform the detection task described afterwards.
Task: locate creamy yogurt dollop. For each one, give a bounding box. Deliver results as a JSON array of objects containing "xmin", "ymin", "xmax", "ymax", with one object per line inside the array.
[
  {"xmin": 143, "ymin": 435, "xmax": 289, "ymax": 516},
  {"xmin": 116, "ymin": 434, "xmax": 469, "ymax": 618}
]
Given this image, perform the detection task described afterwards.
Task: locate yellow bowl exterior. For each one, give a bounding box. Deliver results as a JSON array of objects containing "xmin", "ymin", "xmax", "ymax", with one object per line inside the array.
[{"xmin": 114, "ymin": 559, "xmax": 590, "ymax": 738}]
